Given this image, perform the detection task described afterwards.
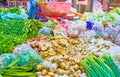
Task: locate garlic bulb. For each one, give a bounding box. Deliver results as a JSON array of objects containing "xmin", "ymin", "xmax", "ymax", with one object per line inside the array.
[
  {"xmin": 50, "ymin": 63, "xmax": 57, "ymax": 70},
  {"xmin": 80, "ymin": 73, "xmax": 87, "ymax": 77},
  {"xmin": 54, "ymin": 74, "xmax": 59, "ymax": 77},
  {"xmin": 43, "ymin": 61, "xmax": 51, "ymax": 68},
  {"xmin": 38, "ymin": 75, "xmax": 43, "ymax": 77}
]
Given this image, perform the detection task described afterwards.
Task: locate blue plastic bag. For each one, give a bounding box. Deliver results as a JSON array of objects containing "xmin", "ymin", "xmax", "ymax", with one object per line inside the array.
[
  {"xmin": 13, "ymin": 44, "xmax": 44, "ymax": 66},
  {"xmin": 38, "ymin": 27, "xmax": 52, "ymax": 36},
  {"xmin": 28, "ymin": 0, "xmax": 38, "ymax": 19},
  {"xmin": 0, "ymin": 54, "xmax": 16, "ymax": 68}
]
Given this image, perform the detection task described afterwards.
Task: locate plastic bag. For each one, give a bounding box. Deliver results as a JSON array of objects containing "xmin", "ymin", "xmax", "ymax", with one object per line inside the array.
[
  {"xmin": 103, "ymin": 28, "xmax": 118, "ymax": 42},
  {"xmin": 79, "ymin": 30, "xmax": 96, "ymax": 43},
  {"xmin": 53, "ymin": 24, "xmax": 67, "ymax": 37},
  {"xmin": 108, "ymin": 11, "xmax": 120, "ymax": 21},
  {"xmin": 105, "ymin": 15, "xmax": 113, "ymax": 22},
  {"xmin": 66, "ymin": 20, "xmax": 86, "ymax": 37},
  {"xmin": 0, "ymin": 54, "xmax": 16, "ymax": 68},
  {"xmin": 38, "ymin": 27, "xmax": 53, "ymax": 36},
  {"xmin": 115, "ymin": 33, "xmax": 120, "ymax": 45},
  {"xmin": 28, "ymin": 0, "xmax": 38, "ymax": 19},
  {"xmin": 13, "ymin": 44, "xmax": 43, "ymax": 66},
  {"xmin": 17, "ymin": 50, "xmax": 43, "ymax": 66},
  {"xmin": 93, "ymin": 22, "xmax": 104, "ymax": 37},
  {"xmin": 105, "ymin": 46, "xmax": 120, "ymax": 65},
  {"xmin": 67, "ymin": 25, "xmax": 79, "ymax": 37},
  {"xmin": 116, "ymin": 8, "xmax": 120, "ymax": 14},
  {"xmin": 13, "ymin": 44, "xmax": 34, "ymax": 55},
  {"xmin": 93, "ymin": 0, "xmax": 103, "ymax": 14},
  {"xmin": 83, "ymin": 12, "xmax": 95, "ymax": 21},
  {"xmin": 0, "ymin": 12, "xmax": 28, "ymax": 20}
]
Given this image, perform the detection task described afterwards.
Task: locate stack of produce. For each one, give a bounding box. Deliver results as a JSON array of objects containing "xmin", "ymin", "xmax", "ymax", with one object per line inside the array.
[
  {"xmin": 87, "ymin": 38, "xmax": 120, "ymax": 68},
  {"xmin": 87, "ymin": 38, "xmax": 115, "ymax": 56},
  {"xmin": 24, "ymin": 35, "xmax": 47, "ymax": 52},
  {"xmin": 0, "ymin": 20, "xmax": 26, "ymax": 54},
  {"xmin": 0, "ymin": 58, "xmax": 37, "ymax": 77},
  {"xmin": 0, "ymin": 44, "xmax": 43, "ymax": 77},
  {"xmin": 25, "ymin": 36, "xmax": 94, "ymax": 77},
  {"xmin": 0, "ymin": 6, "xmax": 120, "ymax": 77},
  {"xmin": 23, "ymin": 19, "xmax": 56, "ymax": 39},
  {"xmin": 22, "ymin": 19, "xmax": 44, "ymax": 39},
  {"xmin": 25, "ymin": 36, "xmax": 119, "ymax": 77},
  {"xmin": 80, "ymin": 55, "xmax": 120, "ymax": 77},
  {"xmin": 0, "ymin": 18, "xmax": 56, "ymax": 54},
  {"xmin": 0, "ymin": 8, "xmax": 21, "ymax": 14},
  {"xmin": 82, "ymin": 7, "xmax": 120, "ymax": 23}
]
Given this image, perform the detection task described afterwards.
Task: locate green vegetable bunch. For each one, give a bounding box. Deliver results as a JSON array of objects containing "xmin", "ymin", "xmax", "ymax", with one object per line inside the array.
[
  {"xmin": 9, "ymin": 7, "xmax": 21, "ymax": 14},
  {"xmin": 0, "ymin": 20, "xmax": 27, "ymax": 54},
  {"xmin": 0, "ymin": 18, "xmax": 56, "ymax": 54},
  {"xmin": 103, "ymin": 55, "xmax": 120, "ymax": 77},
  {"xmin": 0, "ymin": 57, "xmax": 37, "ymax": 77},
  {"xmin": 22, "ymin": 19, "xmax": 43, "ymax": 39},
  {"xmin": 80, "ymin": 55, "xmax": 120, "ymax": 77},
  {"xmin": 0, "ymin": 7, "xmax": 21, "ymax": 14}
]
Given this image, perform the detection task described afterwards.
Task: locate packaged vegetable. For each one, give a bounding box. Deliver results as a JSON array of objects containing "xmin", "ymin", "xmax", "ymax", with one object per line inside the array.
[
  {"xmin": 53, "ymin": 24, "xmax": 67, "ymax": 37},
  {"xmin": 116, "ymin": 7, "xmax": 120, "ymax": 14},
  {"xmin": 103, "ymin": 25, "xmax": 119, "ymax": 42},
  {"xmin": 0, "ymin": 53, "xmax": 16, "ymax": 68},
  {"xmin": 115, "ymin": 33, "xmax": 120, "ymax": 45},
  {"xmin": 13, "ymin": 44, "xmax": 43, "ymax": 66},
  {"xmin": 38, "ymin": 27, "xmax": 53, "ymax": 36},
  {"xmin": 79, "ymin": 30, "xmax": 96, "ymax": 43},
  {"xmin": 108, "ymin": 11, "xmax": 120, "ymax": 21},
  {"xmin": 64, "ymin": 20, "xmax": 86, "ymax": 37}
]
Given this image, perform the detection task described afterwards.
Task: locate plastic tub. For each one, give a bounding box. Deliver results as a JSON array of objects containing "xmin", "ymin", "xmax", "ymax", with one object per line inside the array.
[{"xmin": 40, "ymin": 2, "xmax": 71, "ymax": 17}]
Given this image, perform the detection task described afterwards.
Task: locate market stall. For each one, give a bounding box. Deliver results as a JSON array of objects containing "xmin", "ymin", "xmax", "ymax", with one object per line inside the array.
[{"xmin": 0, "ymin": 0, "xmax": 120, "ymax": 77}]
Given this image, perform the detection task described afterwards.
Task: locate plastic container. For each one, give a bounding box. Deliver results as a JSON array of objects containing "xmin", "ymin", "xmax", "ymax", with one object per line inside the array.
[{"xmin": 40, "ymin": 2, "xmax": 71, "ymax": 17}]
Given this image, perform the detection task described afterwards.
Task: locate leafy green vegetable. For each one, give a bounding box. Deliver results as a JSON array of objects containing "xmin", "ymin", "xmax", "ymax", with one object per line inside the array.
[
  {"xmin": 9, "ymin": 7, "xmax": 21, "ymax": 14},
  {"xmin": 22, "ymin": 19, "xmax": 43, "ymax": 39},
  {"xmin": 0, "ymin": 20, "xmax": 27, "ymax": 54},
  {"xmin": 0, "ymin": 7, "xmax": 22, "ymax": 15},
  {"xmin": 0, "ymin": 8, "xmax": 3, "ymax": 13},
  {"xmin": 0, "ymin": 18, "xmax": 56, "ymax": 54}
]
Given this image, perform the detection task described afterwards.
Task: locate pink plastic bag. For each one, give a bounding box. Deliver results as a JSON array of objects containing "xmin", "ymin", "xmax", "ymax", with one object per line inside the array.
[{"xmin": 61, "ymin": 20, "xmax": 86, "ymax": 38}]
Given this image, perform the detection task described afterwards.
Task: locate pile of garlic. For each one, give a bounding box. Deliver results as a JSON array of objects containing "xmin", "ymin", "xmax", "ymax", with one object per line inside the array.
[
  {"xmin": 87, "ymin": 38, "xmax": 115, "ymax": 57},
  {"xmin": 39, "ymin": 36, "xmax": 92, "ymax": 60},
  {"xmin": 37, "ymin": 58, "xmax": 85, "ymax": 77},
  {"xmin": 24, "ymin": 35, "xmax": 47, "ymax": 53},
  {"xmin": 87, "ymin": 38, "xmax": 120, "ymax": 69},
  {"xmin": 37, "ymin": 36, "xmax": 92, "ymax": 77}
]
